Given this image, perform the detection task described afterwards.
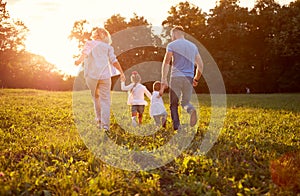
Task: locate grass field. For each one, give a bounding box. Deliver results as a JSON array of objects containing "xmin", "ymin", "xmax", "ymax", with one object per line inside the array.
[{"xmin": 0, "ymin": 89, "xmax": 299, "ymax": 195}]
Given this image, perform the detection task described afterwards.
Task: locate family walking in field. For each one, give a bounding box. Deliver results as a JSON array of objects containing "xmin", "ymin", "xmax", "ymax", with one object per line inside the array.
[{"xmin": 75, "ymin": 25, "xmax": 204, "ymax": 131}]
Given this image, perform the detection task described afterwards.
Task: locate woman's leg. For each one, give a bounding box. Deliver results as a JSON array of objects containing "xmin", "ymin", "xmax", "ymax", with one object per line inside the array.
[
  {"xmin": 85, "ymin": 77, "xmax": 101, "ymax": 123},
  {"xmin": 98, "ymin": 78, "xmax": 111, "ymax": 130}
]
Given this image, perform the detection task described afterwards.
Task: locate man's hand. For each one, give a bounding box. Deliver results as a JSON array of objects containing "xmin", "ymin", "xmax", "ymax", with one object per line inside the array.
[
  {"xmin": 193, "ymin": 78, "xmax": 199, "ymax": 87},
  {"xmin": 159, "ymin": 82, "xmax": 168, "ymax": 96}
]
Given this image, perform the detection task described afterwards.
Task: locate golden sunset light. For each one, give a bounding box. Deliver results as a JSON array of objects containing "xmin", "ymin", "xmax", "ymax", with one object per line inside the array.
[
  {"xmin": 1, "ymin": 0, "xmax": 300, "ymax": 194},
  {"xmin": 6, "ymin": 0, "xmax": 294, "ymax": 76}
]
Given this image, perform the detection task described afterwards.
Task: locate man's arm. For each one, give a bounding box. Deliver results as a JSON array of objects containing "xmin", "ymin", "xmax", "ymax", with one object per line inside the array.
[
  {"xmin": 193, "ymin": 53, "xmax": 204, "ymax": 87},
  {"xmin": 160, "ymin": 51, "xmax": 172, "ymax": 94},
  {"xmin": 161, "ymin": 51, "xmax": 172, "ymax": 85}
]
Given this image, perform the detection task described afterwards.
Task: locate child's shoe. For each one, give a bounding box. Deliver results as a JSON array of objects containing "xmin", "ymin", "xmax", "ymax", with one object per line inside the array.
[{"xmin": 132, "ymin": 116, "xmax": 137, "ymax": 127}]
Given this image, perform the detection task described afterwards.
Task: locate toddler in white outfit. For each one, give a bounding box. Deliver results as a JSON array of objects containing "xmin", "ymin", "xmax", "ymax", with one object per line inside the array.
[{"xmin": 150, "ymin": 81, "xmax": 167, "ymax": 128}]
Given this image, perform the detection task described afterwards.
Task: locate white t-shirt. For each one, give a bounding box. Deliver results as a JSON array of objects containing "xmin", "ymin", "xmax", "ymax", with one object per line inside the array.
[
  {"xmin": 150, "ymin": 91, "xmax": 167, "ymax": 117},
  {"xmin": 121, "ymin": 82, "xmax": 151, "ymax": 105},
  {"xmin": 82, "ymin": 40, "xmax": 119, "ymax": 80}
]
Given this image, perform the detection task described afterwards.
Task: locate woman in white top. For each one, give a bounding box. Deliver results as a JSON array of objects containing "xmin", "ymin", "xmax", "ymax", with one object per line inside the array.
[
  {"xmin": 121, "ymin": 71, "xmax": 151, "ymax": 127},
  {"xmin": 75, "ymin": 27, "xmax": 125, "ymax": 130},
  {"xmin": 150, "ymin": 81, "xmax": 167, "ymax": 128}
]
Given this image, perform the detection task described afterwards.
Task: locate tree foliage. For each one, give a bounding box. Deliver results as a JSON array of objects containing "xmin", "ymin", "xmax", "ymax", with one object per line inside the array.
[
  {"xmin": 1, "ymin": 0, "xmax": 300, "ymax": 92},
  {"xmin": 160, "ymin": 0, "xmax": 300, "ymax": 93},
  {"xmin": 0, "ymin": 0, "xmax": 72, "ymax": 90}
]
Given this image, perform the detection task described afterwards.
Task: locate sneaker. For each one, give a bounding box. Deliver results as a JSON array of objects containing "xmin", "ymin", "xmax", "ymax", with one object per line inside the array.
[
  {"xmin": 190, "ymin": 109, "xmax": 197, "ymax": 127},
  {"xmin": 103, "ymin": 125, "xmax": 109, "ymax": 131},
  {"xmin": 132, "ymin": 117, "xmax": 137, "ymax": 127}
]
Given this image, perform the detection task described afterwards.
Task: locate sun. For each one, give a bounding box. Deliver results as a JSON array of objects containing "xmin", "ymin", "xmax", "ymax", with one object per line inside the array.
[
  {"xmin": 25, "ymin": 24, "xmax": 79, "ymax": 76},
  {"xmin": 7, "ymin": 0, "xmax": 81, "ymax": 76}
]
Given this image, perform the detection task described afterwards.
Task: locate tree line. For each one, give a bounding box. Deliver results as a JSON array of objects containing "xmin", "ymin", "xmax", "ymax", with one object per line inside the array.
[
  {"xmin": 1, "ymin": 0, "xmax": 300, "ymax": 93},
  {"xmin": 0, "ymin": 0, "xmax": 73, "ymax": 90}
]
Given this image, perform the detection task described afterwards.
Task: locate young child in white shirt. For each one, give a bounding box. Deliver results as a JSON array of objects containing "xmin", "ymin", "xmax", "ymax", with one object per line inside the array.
[
  {"xmin": 121, "ymin": 71, "xmax": 151, "ymax": 127},
  {"xmin": 150, "ymin": 81, "xmax": 167, "ymax": 128}
]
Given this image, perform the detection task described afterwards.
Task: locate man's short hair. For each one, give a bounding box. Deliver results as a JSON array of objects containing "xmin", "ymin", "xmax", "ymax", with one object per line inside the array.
[{"xmin": 171, "ymin": 25, "xmax": 184, "ymax": 33}]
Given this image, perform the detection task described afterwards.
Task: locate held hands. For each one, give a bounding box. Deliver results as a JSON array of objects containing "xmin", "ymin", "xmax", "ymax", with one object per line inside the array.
[
  {"xmin": 159, "ymin": 81, "xmax": 168, "ymax": 96},
  {"xmin": 193, "ymin": 78, "xmax": 199, "ymax": 87},
  {"xmin": 120, "ymin": 73, "xmax": 126, "ymax": 82},
  {"xmin": 161, "ymin": 78, "xmax": 168, "ymax": 88}
]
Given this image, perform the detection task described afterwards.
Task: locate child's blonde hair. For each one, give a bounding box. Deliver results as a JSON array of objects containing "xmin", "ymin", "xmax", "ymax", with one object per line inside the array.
[
  {"xmin": 130, "ymin": 71, "xmax": 141, "ymax": 84},
  {"xmin": 91, "ymin": 27, "xmax": 112, "ymax": 45}
]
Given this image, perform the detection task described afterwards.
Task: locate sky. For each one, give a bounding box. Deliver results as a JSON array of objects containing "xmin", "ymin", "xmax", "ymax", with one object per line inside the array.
[{"xmin": 6, "ymin": 0, "xmax": 295, "ymax": 75}]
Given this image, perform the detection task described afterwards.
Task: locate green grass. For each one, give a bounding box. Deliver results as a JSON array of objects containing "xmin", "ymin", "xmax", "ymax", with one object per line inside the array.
[{"xmin": 0, "ymin": 89, "xmax": 299, "ymax": 195}]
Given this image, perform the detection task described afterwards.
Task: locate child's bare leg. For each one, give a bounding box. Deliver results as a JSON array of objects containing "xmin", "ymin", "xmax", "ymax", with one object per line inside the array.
[
  {"xmin": 138, "ymin": 113, "xmax": 143, "ymax": 124},
  {"xmin": 162, "ymin": 115, "xmax": 167, "ymax": 128},
  {"xmin": 153, "ymin": 115, "xmax": 160, "ymax": 126},
  {"xmin": 132, "ymin": 112, "xmax": 137, "ymax": 127}
]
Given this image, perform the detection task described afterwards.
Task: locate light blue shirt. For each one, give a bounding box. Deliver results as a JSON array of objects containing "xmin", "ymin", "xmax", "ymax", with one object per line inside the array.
[
  {"xmin": 84, "ymin": 41, "xmax": 118, "ymax": 80},
  {"xmin": 167, "ymin": 38, "xmax": 199, "ymax": 78}
]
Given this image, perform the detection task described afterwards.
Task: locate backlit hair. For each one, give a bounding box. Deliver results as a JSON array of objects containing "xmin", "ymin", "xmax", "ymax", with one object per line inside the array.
[
  {"xmin": 153, "ymin": 81, "xmax": 161, "ymax": 91},
  {"xmin": 130, "ymin": 71, "xmax": 141, "ymax": 84},
  {"xmin": 92, "ymin": 27, "xmax": 112, "ymax": 45},
  {"xmin": 171, "ymin": 25, "xmax": 184, "ymax": 35}
]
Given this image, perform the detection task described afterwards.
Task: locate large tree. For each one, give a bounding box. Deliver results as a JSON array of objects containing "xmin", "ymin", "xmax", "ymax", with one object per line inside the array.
[
  {"xmin": 161, "ymin": 0, "xmax": 300, "ymax": 93},
  {"xmin": 0, "ymin": 0, "xmax": 27, "ymax": 87},
  {"xmin": 206, "ymin": 0, "xmax": 255, "ymax": 92},
  {"xmin": 0, "ymin": 0, "xmax": 72, "ymax": 90},
  {"xmin": 0, "ymin": 0, "xmax": 28, "ymax": 52},
  {"xmin": 162, "ymin": 1, "xmax": 207, "ymax": 41},
  {"xmin": 68, "ymin": 1, "xmax": 300, "ymax": 93},
  {"xmin": 270, "ymin": 0, "xmax": 300, "ymax": 91}
]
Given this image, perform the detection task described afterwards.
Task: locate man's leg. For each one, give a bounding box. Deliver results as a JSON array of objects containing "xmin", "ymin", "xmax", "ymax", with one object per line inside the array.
[
  {"xmin": 169, "ymin": 77, "xmax": 181, "ymax": 130},
  {"xmin": 181, "ymin": 77, "xmax": 197, "ymax": 127}
]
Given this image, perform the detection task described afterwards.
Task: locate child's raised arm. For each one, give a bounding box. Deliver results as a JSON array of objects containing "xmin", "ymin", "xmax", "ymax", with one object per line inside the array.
[{"xmin": 121, "ymin": 82, "xmax": 134, "ymax": 91}]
